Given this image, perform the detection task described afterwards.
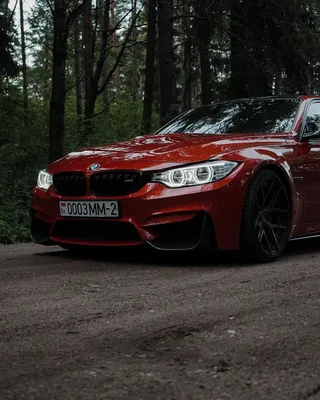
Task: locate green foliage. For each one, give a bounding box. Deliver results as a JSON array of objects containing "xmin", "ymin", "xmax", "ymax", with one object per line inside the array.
[
  {"xmin": 64, "ymin": 96, "xmax": 159, "ymax": 151},
  {"xmin": 0, "ymin": 82, "xmax": 48, "ymax": 243},
  {"xmin": 0, "ymin": 86, "xmax": 159, "ymax": 243},
  {"xmin": 27, "ymin": 0, "xmax": 52, "ymax": 101}
]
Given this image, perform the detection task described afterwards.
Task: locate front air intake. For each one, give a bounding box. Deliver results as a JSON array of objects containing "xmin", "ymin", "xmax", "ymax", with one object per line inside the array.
[{"xmin": 52, "ymin": 220, "xmax": 141, "ymax": 243}]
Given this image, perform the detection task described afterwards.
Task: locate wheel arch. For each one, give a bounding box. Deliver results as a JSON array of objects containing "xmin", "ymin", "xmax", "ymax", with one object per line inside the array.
[{"xmin": 244, "ymin": 161, "xmax": 295, "ymax": 225}]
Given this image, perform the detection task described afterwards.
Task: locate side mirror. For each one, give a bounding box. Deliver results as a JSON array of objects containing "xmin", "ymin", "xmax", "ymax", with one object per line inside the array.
[{"xmin": 304, "ymin": 122, "xmax": 320, "ymax": 140}]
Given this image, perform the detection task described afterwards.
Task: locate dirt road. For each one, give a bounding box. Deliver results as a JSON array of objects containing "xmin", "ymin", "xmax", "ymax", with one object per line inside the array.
[{"xmin": 1, "ymin": 242, "xmax": 320, "ymax": 399}]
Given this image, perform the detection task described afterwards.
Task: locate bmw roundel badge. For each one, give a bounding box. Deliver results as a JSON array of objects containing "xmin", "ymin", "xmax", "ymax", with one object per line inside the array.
[{"xmin": 88, "ymin": 163, "xmax": 100, "ymax": 171}]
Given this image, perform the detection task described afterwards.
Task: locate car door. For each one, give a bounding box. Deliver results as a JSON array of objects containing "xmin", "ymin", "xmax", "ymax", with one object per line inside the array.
[{"xmin": 298, "ymin": 101, "xmax": 320, "ymax": 223}]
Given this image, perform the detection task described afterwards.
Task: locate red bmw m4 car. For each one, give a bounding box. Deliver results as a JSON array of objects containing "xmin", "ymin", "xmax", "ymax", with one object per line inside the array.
[{"xmin": 31, "ymin": 96, "xmax": 320, "ymax": 262}]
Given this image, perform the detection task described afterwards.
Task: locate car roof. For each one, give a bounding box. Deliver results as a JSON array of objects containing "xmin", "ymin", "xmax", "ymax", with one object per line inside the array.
[
  {"xmin": 213, "ymin": 95, "xmax": 301, "ymax": 104},
  {"xmin": 226, "ymin": 95, "xmax": 302, "ymax": 101},
  {"xmin": 199, "ymin": 95, "xmax": 320, "ymax": 108}
]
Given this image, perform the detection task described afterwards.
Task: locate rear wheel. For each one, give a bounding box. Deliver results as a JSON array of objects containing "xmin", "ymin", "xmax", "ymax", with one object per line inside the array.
[{"xmin": 241, "ymin": 169, "xmax": 291, "ymax": 263}]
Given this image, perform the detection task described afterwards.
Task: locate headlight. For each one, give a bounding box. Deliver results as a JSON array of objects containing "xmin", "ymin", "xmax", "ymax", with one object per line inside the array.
[
  {"xmin": 152, "ymin": 161, "xmax": 238, "ymax": 188},
  {"xmin": 37, "ymin": 170, "xmax": 53, "ymax": 190}
]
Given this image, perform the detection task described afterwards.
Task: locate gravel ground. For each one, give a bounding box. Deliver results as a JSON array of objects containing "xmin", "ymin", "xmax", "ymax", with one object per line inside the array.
[{"xmin": 1, "ymin": 242, "xmax": 320, "ymax": 399}]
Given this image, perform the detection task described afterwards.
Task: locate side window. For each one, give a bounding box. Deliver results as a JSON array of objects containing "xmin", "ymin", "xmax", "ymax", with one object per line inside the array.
[{"xmin": 304, "ymin": 102, "xmax": 320, "ymax": 136}]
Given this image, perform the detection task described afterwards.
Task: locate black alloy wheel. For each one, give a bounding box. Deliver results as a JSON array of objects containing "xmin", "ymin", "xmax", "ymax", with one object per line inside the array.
[{"xmin": 241, "ymin": 169, "xmax": 291, "ymax": 262}]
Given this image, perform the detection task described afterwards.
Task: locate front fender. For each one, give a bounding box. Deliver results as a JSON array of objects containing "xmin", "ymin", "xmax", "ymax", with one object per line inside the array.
[{"xmin": 219, "ymin": 146, "xmax": 299, "ymax": 237}]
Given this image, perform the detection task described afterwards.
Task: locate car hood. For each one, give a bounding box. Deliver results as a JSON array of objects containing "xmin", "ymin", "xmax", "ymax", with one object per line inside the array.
[{"xmin": 48, "ymin": 133, "xmax": 289, "ymax": 173}]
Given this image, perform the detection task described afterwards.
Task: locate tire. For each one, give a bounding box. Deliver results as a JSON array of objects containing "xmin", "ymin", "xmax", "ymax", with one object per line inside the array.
[{"xmin": 240, "ymin": 169, "xmax": 291, "ymax": 263}]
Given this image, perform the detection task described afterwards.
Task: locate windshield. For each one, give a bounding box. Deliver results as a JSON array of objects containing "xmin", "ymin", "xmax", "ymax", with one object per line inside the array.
[{"xmin": 156, "ymin": 98, "xmax": 300, "ymax": 135}]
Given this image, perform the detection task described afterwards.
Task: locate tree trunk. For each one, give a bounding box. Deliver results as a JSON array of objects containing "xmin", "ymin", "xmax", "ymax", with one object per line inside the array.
[
  {"xmin": 79, "ymin": 0, "xmax": 139, "ymax": 144},
  {"xmin": 81, "ymin": 0, "xmax": 111, "ymax": 144},
  {"xmin": 142, "ymin": 0, "xmax": 156, "ymax": 134},
  {"xmin": 19, "ymin": 0, "xmax": 28, "ymax": 126},
  {"xmin": 153, "ymin": 59, "xmax": 160, "ymax": 114},
  {"xmin": 199, "ymin": 40, "xmax": 211, "ymax": 105},
  {"xmin": 182, "ymin": 3, "xmax": 192, "ymax": 110},
  {"xmin": 83, "ymin": 0, "xmax": 95, "ymax": 141},
  {"xmin": 102, "ymin": 61, "xmax": 109, "ymax": 113},
  {"xmin": 110, "ymin": 0, "xmax": 120, "ymax": 97},
  {"xmin": 229, "ymin": 2, "xmax": 248, "ymax": 99},
  {"xmin": 101, "ymin": 0, "xmax": 110, "ymax": 114},
  {"xmin": 74, "ymin": 17, "xmax": 83, "ymax": 129},
  {"xmin": 195, "ymin": 0, "xmax": 212, "ymax": 106},
  {"xmin": 49, "ymin": 0, "xmax": 68, "ymax": 163},
  {"xmin": 274, "ymin": 70, "xmax": 282, "ymax": 95},
  {"xmin": 229, "ymin": 1, "xmax": 272, "ymax": 98},
  {"xmin": 131, "ymin": 0, "xmax": 138, "ymax": 102},
  {"xmin": 157, "ymin": 0, "xmax": 175, "ymax": 126},
  {"xmin": 246, "ymin": 2, "xmax": 271, "ymax": 96},
  {"xmin": 49, "ymin": 0, "xmax": 89, "ymax": 163},
  {"xmin": 192, "ymin": 56, "xmax": 201, "ymax": 106}
]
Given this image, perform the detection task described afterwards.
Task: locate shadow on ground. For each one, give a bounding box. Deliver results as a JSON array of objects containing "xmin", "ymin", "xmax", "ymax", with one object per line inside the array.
[{"xmin": 34, "ymin": 237, "xmax": 320, "ymax": 267}]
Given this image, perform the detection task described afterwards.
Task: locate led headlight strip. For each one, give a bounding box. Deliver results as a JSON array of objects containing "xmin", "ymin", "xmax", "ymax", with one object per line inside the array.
[
  {"xmin": 37, "ymin": 170, "xmax": 53, "ymax": 190},
  {"xmin": 152, "ymin": 161, "xmax": 238, "ymax": 188}
]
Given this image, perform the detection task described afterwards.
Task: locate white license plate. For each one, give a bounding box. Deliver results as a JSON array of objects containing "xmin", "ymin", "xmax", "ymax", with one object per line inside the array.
[{"xmin": 59, "ymin": 201, "xmax": 119, "ymax": 218}]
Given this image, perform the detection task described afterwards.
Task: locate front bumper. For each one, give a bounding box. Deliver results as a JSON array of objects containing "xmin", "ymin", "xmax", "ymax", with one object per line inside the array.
[{"xmin": 30, "ymin": 171, "xmax": 246, "ymax": 251}]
